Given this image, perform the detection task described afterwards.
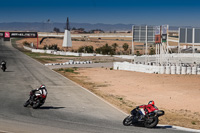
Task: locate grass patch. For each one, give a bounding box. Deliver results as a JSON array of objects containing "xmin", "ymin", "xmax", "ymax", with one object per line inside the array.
[
  {"xmin": 57, "ymin": 68, "xmax": 79, "ymax": 74},
  {"xmin": 96, "ymin": 84, "xmax": 108, "ymax": 87},
  {"xmin": 58, "ymin": 68, "xmax": 64, "ymax": 71},
  {"xmin": 64, "ymin": 68, "xmax": 75, "ymax": 73},
  {"xmin": 118, "ymin": 97, "xmax": 123, "ymax": 101},
  {"xmin": 192, "ymin": 121, "xmax": 196, "ymax": 125}
]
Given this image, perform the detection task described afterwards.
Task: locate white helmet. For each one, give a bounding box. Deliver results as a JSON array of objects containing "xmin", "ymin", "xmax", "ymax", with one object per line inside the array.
[{"xmin": 40, "ymin": 85, "xmax": 46, "ymax": 89}]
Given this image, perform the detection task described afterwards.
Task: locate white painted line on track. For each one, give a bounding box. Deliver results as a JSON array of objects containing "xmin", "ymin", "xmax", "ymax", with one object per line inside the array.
[
  {"xmin": 0, "ymin": 130, "xmax": 14, "ymax": 133},
  {"xmin": 171, "ymin": 126, "xmax": 200, "ymax": 133},
  {"xmin": 15, "ymin": 44, "xmax": 200, "ymax": 133}
]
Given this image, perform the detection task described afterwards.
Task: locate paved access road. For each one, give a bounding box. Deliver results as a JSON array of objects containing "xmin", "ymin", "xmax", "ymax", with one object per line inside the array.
[{"xmin": 0, "ymin": 39, "xmax": 189, "ymax": 133}]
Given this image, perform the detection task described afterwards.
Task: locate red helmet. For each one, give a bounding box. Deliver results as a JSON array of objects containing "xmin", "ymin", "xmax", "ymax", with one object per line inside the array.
[{"xmin": 148, "ymin": 100, "xmax": 155, "ymax": 106}]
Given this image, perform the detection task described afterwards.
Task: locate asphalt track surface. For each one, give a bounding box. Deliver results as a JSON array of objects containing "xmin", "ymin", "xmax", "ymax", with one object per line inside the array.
[{"xmin": 0, "ymin": 40, "xmax": 190, "ymax": 133}]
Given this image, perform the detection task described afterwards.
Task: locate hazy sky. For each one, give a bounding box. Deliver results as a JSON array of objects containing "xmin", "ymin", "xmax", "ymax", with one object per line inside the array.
[{"xmin": 1, "ymin": 0, "xmax": 200, "ymax": 26}]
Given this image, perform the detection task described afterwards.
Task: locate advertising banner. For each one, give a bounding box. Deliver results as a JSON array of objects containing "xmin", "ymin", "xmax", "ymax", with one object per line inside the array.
[
  {"xmin": 155, "ymin": 26, "xmax": 161, "ymax": 43},
  {"xmin": 161, "ymin": 25, "xmax": 168, "ymax": 42},
  {"xmin": 4, "ymin": 32, "xmax": 10, "ymax": 38},
  {"xmin": 10, "ymin": 32, "xmax": 38, "ymax": 38}
]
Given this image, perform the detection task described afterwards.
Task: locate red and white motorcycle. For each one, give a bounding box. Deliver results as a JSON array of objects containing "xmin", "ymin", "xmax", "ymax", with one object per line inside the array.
[{"xmin": 24, "ymin": 90, "xmax": 47, "ymax": 109}]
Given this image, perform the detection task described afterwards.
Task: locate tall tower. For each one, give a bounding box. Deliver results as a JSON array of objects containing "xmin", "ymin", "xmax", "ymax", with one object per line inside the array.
[
  {"xmin": 63, "ymin": 17, "xmax": 72, "ymax": 48},
  {"xmin": 66, "ymin": 17, "xmax": 70, "ymax": 31}
]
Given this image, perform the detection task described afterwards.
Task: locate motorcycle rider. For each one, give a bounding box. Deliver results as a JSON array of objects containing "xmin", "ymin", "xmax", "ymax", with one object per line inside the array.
[
  {"xmin": 137, "ymin": 100, "xmax": 158, "ymax": 120},
  {"xmin": 30, "ymin": 85, "xmax": 47, "ymax": 101},
  {"xmin": 1, "ymin": 60, "xmax": 6, "ymax": 70}
]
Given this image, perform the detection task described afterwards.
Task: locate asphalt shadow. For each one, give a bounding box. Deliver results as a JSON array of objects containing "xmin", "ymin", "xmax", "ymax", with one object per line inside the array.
[
  {"xmin": 4, "ymin": 71, "xmax": 14, "ymax": 72},
  {"xmin": 155, "ymin": 125, "xmax": 173, "ymax": 129},
  {"xmin": 127, "ymin": 124, "xmax": 172, "ymax": 129},
  {"xmin": 39, "ymin": 106, "xmax": 65, "ymax": 110}
]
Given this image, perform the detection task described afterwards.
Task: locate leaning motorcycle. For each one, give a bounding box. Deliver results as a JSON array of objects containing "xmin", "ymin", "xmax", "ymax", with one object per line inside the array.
[
  {"xmin": 123, "ymin": 106, "xmax": 164, "ymax": 128},
  {"xmin": 1, "ymin": 62, "xmax": 6, "ymax": 72},
  {"xmin": 24, "ymin": 90, "xmax": 47, "ymax": 109}
]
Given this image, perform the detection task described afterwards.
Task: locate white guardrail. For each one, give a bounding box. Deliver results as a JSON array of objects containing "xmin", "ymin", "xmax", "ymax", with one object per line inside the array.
[
  {"xmin": 114, "ymin": 62, "xmax": 200, "ymax": 75},
  {"xmin": 23, "ymin": 46, "xmax": 137, "ymax": 59},
  {"xmin": 23, "ymin": 46, "xmax": 110, "ymax": 57}
]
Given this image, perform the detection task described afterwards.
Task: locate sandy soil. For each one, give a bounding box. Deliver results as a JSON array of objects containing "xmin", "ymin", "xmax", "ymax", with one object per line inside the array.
[{"xmin": 58, "ymin": 68, "xmax": 200, "ymax": 129}]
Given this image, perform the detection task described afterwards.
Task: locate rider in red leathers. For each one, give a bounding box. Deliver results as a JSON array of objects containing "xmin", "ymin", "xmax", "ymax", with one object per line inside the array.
[{"xmin": 137, "ymin": 101, "xmax": 158, "ymax": 120}]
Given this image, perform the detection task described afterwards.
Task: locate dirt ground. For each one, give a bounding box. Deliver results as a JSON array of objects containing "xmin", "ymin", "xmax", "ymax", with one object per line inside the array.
[
  {"xmin": 56, "ymin": 68, "xmax": 200, "ymax": 129},
  {"xmin": 16, "ymin": 37, "xmax": 149, "ymax": 55}
]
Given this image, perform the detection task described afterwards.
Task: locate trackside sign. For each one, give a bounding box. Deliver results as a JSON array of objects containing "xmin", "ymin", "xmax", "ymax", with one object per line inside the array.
[
  {"xmin": 4, "ymin": 32, "xmax": 10, "ymax": 38},
  {"xmin": 10, "ymin": 32, "xmax": 38, "ymax": 38}
]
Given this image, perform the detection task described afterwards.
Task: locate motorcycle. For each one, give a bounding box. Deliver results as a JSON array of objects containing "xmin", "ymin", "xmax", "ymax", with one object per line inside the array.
[
  {"xmin": 123, "ymin": 106, "xmax": 164, "ymax": 128},
  {"xmin": 1, "ymin": 61, "xmax": 6, "ymax": 72},
  {"xmin": 24, "ymin": 90, "xmax": 47, "ymax": 109}
]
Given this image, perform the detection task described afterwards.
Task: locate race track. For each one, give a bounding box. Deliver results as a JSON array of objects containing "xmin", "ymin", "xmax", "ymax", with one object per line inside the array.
[{"xmin": 0, "ymin": 39, "xmax": 189, "ymax": 133}]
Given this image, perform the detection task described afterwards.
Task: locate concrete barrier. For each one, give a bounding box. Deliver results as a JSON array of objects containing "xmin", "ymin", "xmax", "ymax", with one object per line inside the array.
[
  {"xmin": 113, "ymin": 62, "xmax": 199, "ymax": 75},
  {"xmin": 23, "ymin": 46, "xmax": 32, "ymax": 51},
  {"xmin": 32, "ymin": 49, "xmax": 45, "ymax": 53}
]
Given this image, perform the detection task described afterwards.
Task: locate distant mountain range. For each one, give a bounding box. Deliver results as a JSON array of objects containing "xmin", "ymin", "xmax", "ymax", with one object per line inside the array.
[{"xmin": 0, "ymin": 22, "xmax": 179, "ymax": 32}]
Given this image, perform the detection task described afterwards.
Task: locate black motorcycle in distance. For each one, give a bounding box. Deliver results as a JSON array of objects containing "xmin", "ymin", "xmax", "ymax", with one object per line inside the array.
[
  {"xmin": 1, "ymin": 61, "xmax": 6, "ymax": 72},
  {"xmin": 123, "ymin": 106, "xmax": 164, "ymax": 128},
  {"xmin": 24, "ymin": 90, "xmax": 47, "ymax": 109}
]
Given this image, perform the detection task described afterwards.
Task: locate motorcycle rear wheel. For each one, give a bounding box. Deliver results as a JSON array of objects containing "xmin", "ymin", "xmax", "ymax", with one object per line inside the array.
[
  {"xmin": 123, "ymin": 116, "xmax": 133, "ymax": 126},
  {"xmin": 144, "ymin": 116, "xmax": 158, "ymax": 128}
]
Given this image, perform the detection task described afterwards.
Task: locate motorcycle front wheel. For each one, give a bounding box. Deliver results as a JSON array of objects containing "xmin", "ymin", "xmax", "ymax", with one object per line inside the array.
[
  {"xmin": 123, "ymin": 116, "xmax": 133, "ymax": 126},
  {"xmin": 32, "ymin": 99, "xmax": 41, "ymax": 109},
  {"xmin": 23, "ymin": 100, "xmax": 30, "ymax": 107}
]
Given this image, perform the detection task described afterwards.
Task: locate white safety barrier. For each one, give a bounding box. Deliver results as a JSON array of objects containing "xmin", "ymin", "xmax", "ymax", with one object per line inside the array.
[
  {"xmin": 23, "ymin": 46, "xmax": 32, "ymax": 51},
  {"xmin": 171, "ymin": 65, "xmax": 176, "ymax": 74},
  {"xmin": 192, "ymin": 67, "xmax": 197, "ymax": 75},
  {"xmin": 113, "ymin": 55, "xmax": 136, "ymax": 59},
  {"xmin": 186, "ymin": 67, "xmax": 192, "ymax": 74},
  {"xmin": 114, "ymin": 62, "xmax": 200, "ymax": 75},
  {"xmin": 176, "ymin": 66, "xmax": 181, "ymax": 74},
  {"xmin": 181, "ymin": 67, "xmax": 186, "ymax": 74},
  {"xmin": 166, "ymin": 66, "xmax": 171, "ymax": 74},
  {"xmin": 45, "ymin": 60, "xmax": 93, "ymax": 66},
  {"xmin": 23, "ymin": 46, "xmax": 109, "ymax": 57},
  {"xmin": 159, "ymin": 66, "xmax": 165, "ymax": 74},
  {"xmin": 31, "ymin": 49, "xmax": 45, "ymax": 53},
  {"xmin": 197, "ymin": 68, "xmax": 200, "ymax": 74}
]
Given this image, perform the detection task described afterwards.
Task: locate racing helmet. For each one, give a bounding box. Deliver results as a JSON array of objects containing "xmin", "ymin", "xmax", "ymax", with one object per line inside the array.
[
  {"xmin": 40, "ymin": 84, "xmax": 46, "ymax": 89},
  {"xmin": 148, "ymin": 100, "xmax": 155, "ymax": 106}
]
